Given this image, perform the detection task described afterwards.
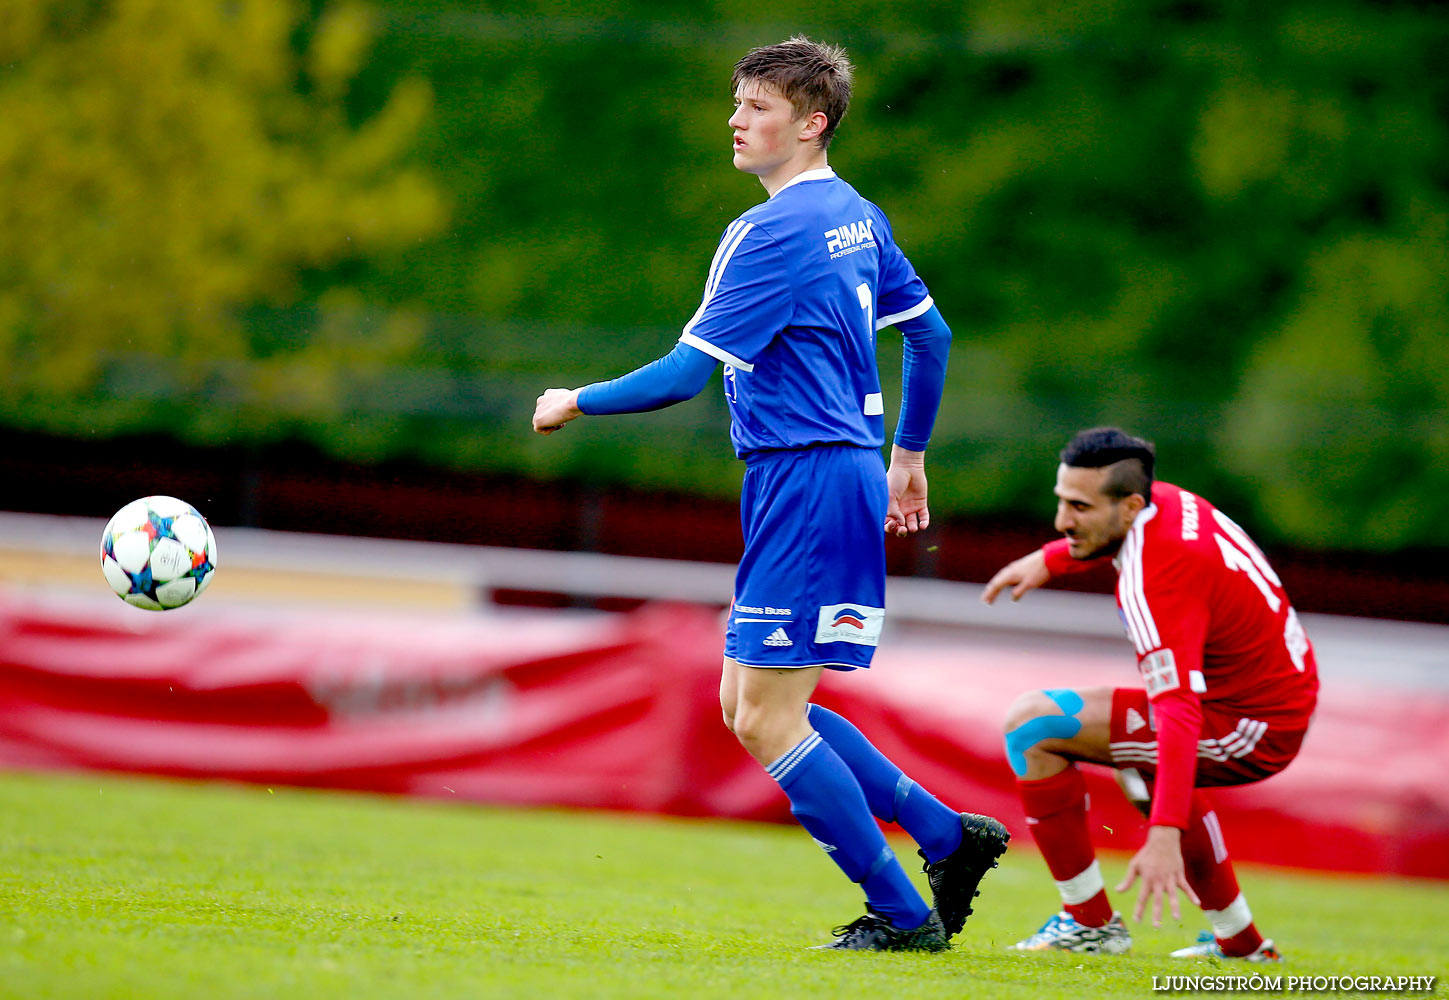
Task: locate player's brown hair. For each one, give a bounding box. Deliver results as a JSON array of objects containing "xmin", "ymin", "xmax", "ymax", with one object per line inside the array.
[{"xmin": 731, "ymin": 37, "xmax": 854, "ymax": 150}]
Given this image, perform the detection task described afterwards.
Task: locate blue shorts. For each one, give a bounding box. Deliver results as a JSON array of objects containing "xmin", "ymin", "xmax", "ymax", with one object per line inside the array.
[{"xmin": 724, "ymin": 445, "xmax": 887, "ymax": 671}]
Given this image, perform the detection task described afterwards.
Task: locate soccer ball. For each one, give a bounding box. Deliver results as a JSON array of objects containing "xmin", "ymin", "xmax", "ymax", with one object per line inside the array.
[{"xmin": 100, "ymin": 496, "xmax": 217, "ymax": 610}]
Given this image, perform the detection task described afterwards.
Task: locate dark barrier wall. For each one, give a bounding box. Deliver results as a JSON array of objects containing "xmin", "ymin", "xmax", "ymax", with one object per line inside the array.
[{"xmin": 10, "ymin": 430, "xmax": 1449, "ymax": 624}]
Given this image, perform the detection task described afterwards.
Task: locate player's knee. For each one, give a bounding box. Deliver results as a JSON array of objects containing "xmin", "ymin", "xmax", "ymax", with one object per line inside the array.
[
  {"xmin": 1004, "ymin": 689, "xmax": 1060, "ymax": 733},
  {"xmin": 719, "ymin": 682, "xmax": 738, "ymax": 734},
  {"xmin": 730, "ymin": 701, "xmax": 792, "ymax": 759},
  {"xmin": 1003, "ymin": 688, "xmax": 1086, "ymax": 777},
  {"xmin": 729, "ymin": 704, "xmax": 766, "ymax": 747}
]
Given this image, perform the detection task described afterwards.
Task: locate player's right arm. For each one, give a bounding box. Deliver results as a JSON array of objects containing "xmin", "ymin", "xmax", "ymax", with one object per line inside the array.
[
  {"xmin": 981, "ymin": 548, "xmax": 1051, "ymax": 604},
  {"xmin": 531, "ymin": 343, "xmax": 718, "ymax": 435},
  {"xmin": 980, "ymin": 538, "xmax": 1109, "ymax": 604},
  {"xmin": 534, "ymin": 217, "xmax": 790, "ymax": 436},
  {"xmin": 676, "ymin": 220, "xmax": 792, "ymax": 369}
]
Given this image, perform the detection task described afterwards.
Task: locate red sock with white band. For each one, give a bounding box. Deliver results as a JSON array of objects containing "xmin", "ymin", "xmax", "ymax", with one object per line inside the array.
[
  {"xmin": 1182, "ymin": 790, "xmax": 1264, "ymax": 956},
  {"xmin": 1017, "ymin": 766, "xmax": 1114, "ymax": 927}
]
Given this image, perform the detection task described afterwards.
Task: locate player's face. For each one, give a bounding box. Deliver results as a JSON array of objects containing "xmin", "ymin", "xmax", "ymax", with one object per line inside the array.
[
  {"xmin": 729, "ymin": 80, "xmax": 808, "ymax": 179},
  {"xmin": 1053, "ymin": 464, "xmax": 1139, "ymax": 560}
]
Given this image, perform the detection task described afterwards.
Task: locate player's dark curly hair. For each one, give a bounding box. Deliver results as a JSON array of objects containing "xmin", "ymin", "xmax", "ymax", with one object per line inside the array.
[
  {"xmin": 732, "ymin": 36, "xmax": 853, "ymax": 150},
  {"xmin": 1060, "ymin": 427, "xmax": 1156, "ymax": 501}
]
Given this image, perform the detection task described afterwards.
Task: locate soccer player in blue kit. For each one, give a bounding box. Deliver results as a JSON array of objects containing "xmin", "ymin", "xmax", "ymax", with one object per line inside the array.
[{"xmin": 532, "ymin": 37, "xmax": 1009, "ymax": 951}]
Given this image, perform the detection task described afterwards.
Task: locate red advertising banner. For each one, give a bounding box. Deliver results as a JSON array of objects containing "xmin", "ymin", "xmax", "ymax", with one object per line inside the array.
[{"xmin": 2, "ymin": 595, "xmax": 1445, "ymax": 878}]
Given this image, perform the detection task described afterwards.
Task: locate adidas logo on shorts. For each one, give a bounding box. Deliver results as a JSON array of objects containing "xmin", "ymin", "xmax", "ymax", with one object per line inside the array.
[{"xmin": 763, "ymin": 627, "xmax": 793, "ymax": 647}]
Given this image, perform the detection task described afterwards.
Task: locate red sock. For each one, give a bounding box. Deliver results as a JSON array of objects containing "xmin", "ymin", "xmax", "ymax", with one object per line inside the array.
[
  {"xmin": 1182, "ymin": 791, "xmax": 1264, "ymax": 956},
  {"xmin": 1017, "ymin": 766, "xmax": 1113, "ymax": 927}
]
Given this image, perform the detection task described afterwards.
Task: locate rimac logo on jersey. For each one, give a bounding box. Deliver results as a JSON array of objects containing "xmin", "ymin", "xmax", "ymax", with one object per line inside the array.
[
  {"xmin": 815, "ymin": 603, "xmax": 885, "ymax": 646},
  {"xmin": 824, "ymin": 219, "xmax": 877, "ymax": 259}
]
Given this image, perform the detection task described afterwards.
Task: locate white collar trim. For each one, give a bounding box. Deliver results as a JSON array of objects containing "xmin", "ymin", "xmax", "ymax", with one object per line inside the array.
[
  {"xmin": 771, "ymin": 167, "xmax": 836, "ymax": 198},
  {"xmin": 1112, "ymin": 503, "xmax": 1158, "ymax": 572}
]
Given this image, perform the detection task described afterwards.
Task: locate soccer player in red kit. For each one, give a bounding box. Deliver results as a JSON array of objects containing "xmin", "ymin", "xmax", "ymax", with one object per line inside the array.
[{"xmin": 982, "ymin": 427, "xmax": 1318, "ymax": 960}]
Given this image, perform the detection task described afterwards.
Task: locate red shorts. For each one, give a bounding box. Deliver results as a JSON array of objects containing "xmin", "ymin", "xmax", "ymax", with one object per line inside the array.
[{"xmin": 1108, "ymin": 688, "xmax": 1310, "ymax": 787}]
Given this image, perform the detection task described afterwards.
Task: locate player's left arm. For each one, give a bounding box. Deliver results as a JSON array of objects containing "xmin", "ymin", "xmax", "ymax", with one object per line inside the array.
[
  {"xmin": 1115, "ymin": 689, "xmax": 1205, "ymax": 926},
  {"xmin": 1115, "ymin": 561, "xmax": 1210, "ymax": 926},
  {"xmin": 883, "ymin": 304, "xmax": 951, "ymax": 536},
  {"xmin": 872, "ymin": 194, "xmax": 952, "ymax": 537}
]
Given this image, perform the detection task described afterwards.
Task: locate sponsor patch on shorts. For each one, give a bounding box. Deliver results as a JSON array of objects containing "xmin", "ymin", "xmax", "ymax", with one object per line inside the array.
[{"xmin": 815, "ymin": 603, "xmax": 885, "ymax": 646}]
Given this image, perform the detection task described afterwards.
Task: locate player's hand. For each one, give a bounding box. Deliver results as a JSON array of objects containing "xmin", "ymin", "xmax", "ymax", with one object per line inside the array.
[
  {"xmin": 532, "ymin": 388, "xmax": 582, "ymax": 435},
  {"xmin": 1115, "ymin": 826, "xmax": 1200, "ymax": 928},
  {"xmin": 884, "ymin": 446, "xmax": 928, "ymax": 537},
  {"xmin": 981, "ymin": 549, "xmax": 1050, "ymax": 604}
]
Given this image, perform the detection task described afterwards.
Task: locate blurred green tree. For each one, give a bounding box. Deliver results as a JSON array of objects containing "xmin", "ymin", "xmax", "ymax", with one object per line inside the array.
[
  {"xmin": 4, "ymin": 1, "xmax": 1447, "ymax": 550},
  {"xmin": 0, "ymin": 0, "xmax": 445, "ymax": 417}
]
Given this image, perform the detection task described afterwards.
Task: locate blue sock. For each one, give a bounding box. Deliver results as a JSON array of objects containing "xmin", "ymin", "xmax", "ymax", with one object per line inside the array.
[
  {"xmin": 768, "ymin": 731, "xmax": 930, "ymax": 929},
  {"xmin": 807, "ymin": 703, "xmax": 964, "ymax": 864}
]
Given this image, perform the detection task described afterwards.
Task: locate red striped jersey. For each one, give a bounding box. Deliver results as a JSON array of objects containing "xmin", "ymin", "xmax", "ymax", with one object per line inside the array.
[{"xmin": 1043, "ymin": 482, "xmax": 1319, "ymax": 825}]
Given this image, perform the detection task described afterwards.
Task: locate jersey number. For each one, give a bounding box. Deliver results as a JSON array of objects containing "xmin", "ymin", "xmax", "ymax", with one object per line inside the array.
[
  {"xmin": 1211, "ymin": 509, "xmax": 1282, "ymax": 613},
  {"xmin": 1211, "ymin": 510, "xmax": 1307, "ymax": 672},
  {"xmin": 857, "ymin": 282, "xmax": 873, "ymax": 345}
]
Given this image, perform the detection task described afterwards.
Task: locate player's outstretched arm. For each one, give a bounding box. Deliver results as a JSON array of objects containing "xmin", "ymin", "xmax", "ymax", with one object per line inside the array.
[
  {"xmin": 884, "ymin": 445, "xmax": 929, "ymax": 537},
  {"xmin": 533, "ymin": 388, "xmax": 581, "ymax": 435},
  {"xmin": 981, "ymin": 548, "xmax": 1051, "ymax": 604},
  {"xmin": 531, "ymin": 343, "xmax": 717, "ymax": 436}
]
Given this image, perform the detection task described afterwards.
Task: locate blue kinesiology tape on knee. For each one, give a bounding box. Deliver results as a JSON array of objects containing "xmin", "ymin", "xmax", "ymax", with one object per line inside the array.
[{"xmin": 1004, "ymin": 689, "xmax": 1085, "ymax": 777}]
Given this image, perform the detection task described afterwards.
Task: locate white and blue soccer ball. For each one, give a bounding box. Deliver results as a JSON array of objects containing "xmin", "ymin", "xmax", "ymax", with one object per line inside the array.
[{"xmin": 100, "ymin": 496, "xmax": 217, "ymax": 611}]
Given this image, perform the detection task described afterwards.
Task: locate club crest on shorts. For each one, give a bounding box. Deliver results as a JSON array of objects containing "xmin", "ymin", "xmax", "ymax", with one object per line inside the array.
[{"xmin": 815, "ymin": 603, "xmax": 885, "ymax": 646}]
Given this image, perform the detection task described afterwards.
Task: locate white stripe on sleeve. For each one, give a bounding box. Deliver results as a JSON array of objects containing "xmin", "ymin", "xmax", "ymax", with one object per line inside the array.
[
  {"xmin": 679, "ymin": 221, "xmax": 757, "ymax": 372},
  {"xmin": 1118, "ymin": 510, "xmax": 1162, "ymax": 653},
  {"xmin": 706, "ymin": 221, "xmax": 753, "ymax": 300},
  {"xmin": 876, "ymin": 295, "xmax": 934, "ymax": 331},
  {"xmin": 679, "ymin": 332, "xmax": 752, "ymax": 372},
  {"xmin": 1118, "ymin": 534, "xmax": 1153, "ymax": 654}
]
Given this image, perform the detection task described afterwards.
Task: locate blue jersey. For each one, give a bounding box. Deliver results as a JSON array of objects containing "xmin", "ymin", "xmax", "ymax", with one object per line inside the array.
[{"xmin": 677, "ymin": 168, "xmax": 934, "ymax": 458}]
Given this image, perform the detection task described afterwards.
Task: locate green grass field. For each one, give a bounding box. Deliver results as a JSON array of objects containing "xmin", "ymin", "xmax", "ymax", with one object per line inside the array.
[{"xmin": 2, "ymin": 770, "xmax": 1444, "ymax": 999}]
